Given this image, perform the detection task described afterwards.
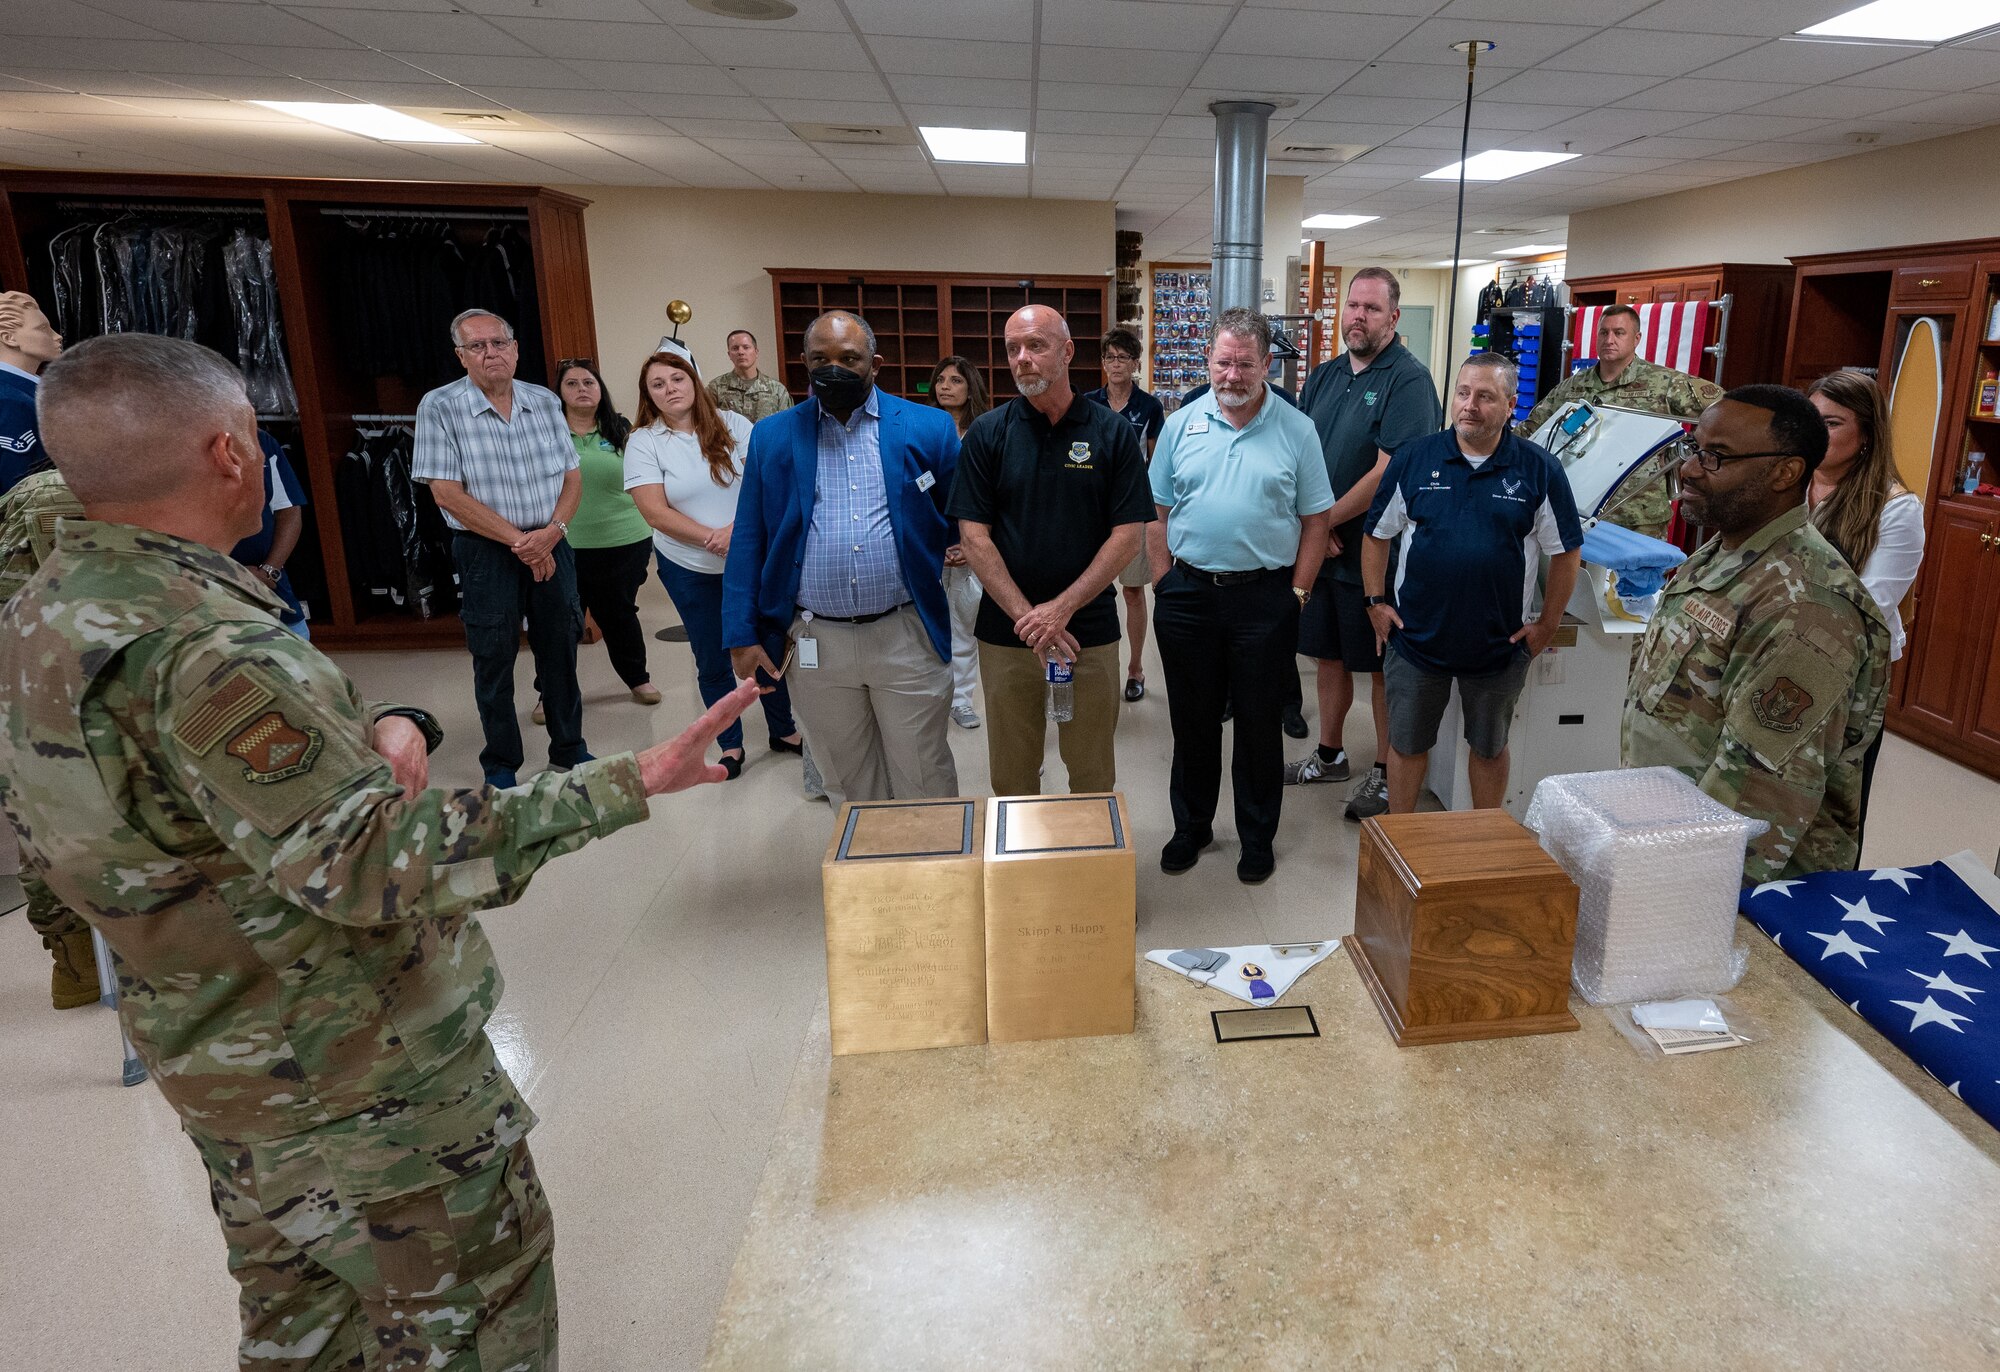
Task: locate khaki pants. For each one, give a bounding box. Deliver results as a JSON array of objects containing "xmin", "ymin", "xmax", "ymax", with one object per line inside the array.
[
  {"xmin": 786, "ymin": 605, "xmax": 958, "ymax": 807},
  {"xmin": 979, "ymin": 641, "xmax": 1121, "ymax": 797}
]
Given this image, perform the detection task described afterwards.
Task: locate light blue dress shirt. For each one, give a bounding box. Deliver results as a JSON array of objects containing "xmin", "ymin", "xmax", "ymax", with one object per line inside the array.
[
  {"xmin": 1148, "ymin": 385, "xmax": 1335, "ymax": 572},
  {"xmin": 798, "ymin": 389, "xmax": 907, "ymax": 617}
]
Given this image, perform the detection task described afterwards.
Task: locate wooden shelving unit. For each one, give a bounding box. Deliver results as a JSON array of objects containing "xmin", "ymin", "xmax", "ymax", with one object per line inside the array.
[
  {"xmin": 0, "ymin": 169, "xmax": 597, "ymax": 651},
  {"xmin": 766, "ymin": 269, "xmax": 1110, "ymax": 406}
]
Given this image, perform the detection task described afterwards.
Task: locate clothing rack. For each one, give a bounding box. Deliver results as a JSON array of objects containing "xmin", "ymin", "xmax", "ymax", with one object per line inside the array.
[
  {"xmin": 55, "ymin": 200, "xmax": 264, "ymax": 216},
  {"xmin": 320, "ymin": 207, "xmax": 529, "ymax": 223}
]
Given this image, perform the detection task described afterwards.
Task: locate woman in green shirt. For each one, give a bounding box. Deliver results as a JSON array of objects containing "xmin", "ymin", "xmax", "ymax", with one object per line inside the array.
[{"xmin": 552, "ymin": 360, "xmax": 660, "ymax": 710}]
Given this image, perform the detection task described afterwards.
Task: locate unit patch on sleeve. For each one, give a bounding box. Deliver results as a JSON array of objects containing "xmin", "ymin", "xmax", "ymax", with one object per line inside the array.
[
  {"xmin": 225, "ymin": 711, "xmax": 324, "ymax": 783},
  {"xmin": 1751, "ymin": 676, "xmax": 1813, "ymax": 733}
]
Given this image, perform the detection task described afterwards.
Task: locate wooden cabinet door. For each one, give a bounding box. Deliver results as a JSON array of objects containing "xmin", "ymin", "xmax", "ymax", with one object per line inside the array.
[
  {"xmin": 1968, "ymin": 530, "xmax": 2000, "ymax": 752},
  {"xmin": 1653, "ymin": 283, "xmax": 1683, "ymax": 304},
  {"xmin": 1620, "ymin": 284, "xmax": 1654, "ymax": 305},
  {"xmin": 1681, "ymin": 277, "xmax": 1719, "ymax": 302},
  {"xmin": 1900, "ymin": 504, "xmax": 1999, "ymax": 735}
]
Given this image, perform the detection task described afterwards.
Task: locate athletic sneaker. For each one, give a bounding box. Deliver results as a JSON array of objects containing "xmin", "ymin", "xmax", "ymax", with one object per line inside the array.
[
  {"xmin": 1345, "ymin": 767, "xmax": 1389, "ymax": 820},
  {"xmin": 1282, "ymin": 748, "xmax": 1351, "ymax": 786},
  {"xmin": 950, "ymin": 705, "xmax": 982, "ymax": 730}
]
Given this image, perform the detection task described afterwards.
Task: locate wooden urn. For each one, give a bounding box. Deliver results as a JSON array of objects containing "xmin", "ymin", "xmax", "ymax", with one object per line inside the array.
[
  {"xmin": 822, "ymin": 799, "xmax": 988, "ymax": 1056},
  {"xmin": 1346, "ymin": 810, "xmax": 1580, "ymax": 1046},
  {"xmin": 983, "ymin": 793, "xmax": 1137, "ymax": 1043}
]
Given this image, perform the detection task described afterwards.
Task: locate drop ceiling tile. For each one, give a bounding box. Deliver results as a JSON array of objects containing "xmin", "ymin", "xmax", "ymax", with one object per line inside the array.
[
  {"xmin": 1870, "ymin": 89, "xmax": 2000, "ymax": 124},
  {"xmin": 821, "ymin": 143, "xmax": 928, "ymax": 163},
  {"xmin": 621, "ymin": 92, "xmax": 770, "ymax": 119},
  {"xmin": 864, "ymin": 36, "xmax": 1031, "ymax": 79},
  {"xmin": 885, "ymin": 75, "xmax": 1029, "ymax": 108},
  {"xmin": 1152, "ymin": 114, "xmax": 1219, "ymax": 139},
  {"xmin": 466, "ymin": 87, "xmax": 638, "ymax": 115},
  {"xmin": 1192, "ymin": 54, "xmax": 1364, "ymax": 94},
  {"xmin": 0, "ymin": 70, "xmax": 211, "ymax": 98},
  {"xmin": 728, "ymin": 67, "xmax": 888, "ymax": 99},
  {"xmin": 306, "ymin": 79, "xmax": 492, "ymax": 106},
  {"xmin": 1549, "ymin": 29, "xmax": 1761, "ymax": 76},
  {"xmin": 761, "ymin": 98, "xmax": 905, "ymax": 123},
  {"xmin": 1694, "ymin": 38, "xmax": 1918, "ymax": 84},
  {"xmin": 657, "ymin": 0, "xmax": 853, "ymax": 32},
  {"xmin": 1380, "ymin": 19, "xmax": 1606, "ymax": 69},
  {"xmin": 302, "ymin": 9, "xmax": 531, "ymax": 55},
  {"xmin": 1040, "ymin": 82, "xmax": 1178, "ymax": 115},
  {"xmin": 683, "ymin": 27, "xmax": 875, "ymax": 72},
  {"xmin": 216, "ymin": 45, "xmax": 428, "ymax": 81},
  {"xmin": 1335, "ymin": 61, "xmax": 1507, "ymax": 100},
  {"xmin": 1042, "ymin": 0, "xmax": 1234, "ymax": 50},
  {"xmin": 1035, "ymin": 152, "xmax": 1140, "ymax": 170},
  {"xmin": 1036, "ymin": 108, "xmax": 1187, "ymax": 136},
  {"xmin": 900, "ymin": 104, "xmax": 1029, "ymax": 128},
  {"xmin": 1, "ymin": 38, "xmax": 268, "ymax": 76},
  {"xmin": 459, "ymin": 0, "xmax": 658, "ymax": 17},
  {"xmin": 1613, "ymin": 134, "xmax": 1753, "ymax": 158},
  {"xmin": 1441, "ymin": 0, "xmax": 1652, "ymax": 19},
  {"xmin": 1480, "ymin": 67, "xmax": 1650, "ymax": 104},
  {"xmin": 1621, "ymin": 76, "xmax": 1805, "ymax": 112},
  {"xmin": 657, "ymin": 115, "xmax": 794, "ymax": 139},
  {"xmin": 1622, "ymin": 0, "xmax": 1855, "ymax": 37},
  {"xmin": 555, "ymin": 113, "xmax": 677, "ymax": 136},
  {"xmin": 1212, "ymin": 7, "xmax": 1418, "ymax": 60},
  {"xmin": 559, "ymin": 60, "xmax": 748, "ymax": 94},
  {"xmin": 842, "ymin": 0, "xmax": 1033, "ymax": 42},
  {"xmin": 1748, "ymin": 83, "xmax": 1928, "ymax": 118},
  {"xmin": 1428, "ymin": 102, "xmax": 1594, "ymax": 131},
  {"xmin": 1, "ymin": 0, "xmax": 176, "ymax": 40},
  {"xmin": 489, "ymin": 18, "xmax": 703, "ymax": 63},
  {"xmin": 1038, "ymin": 131, "xmax": 1149, "ymax": 153},
  {"xmin": 1037, "ymin": 45, "xmax": 1206, "ymax": 87},
  {"xmin": 1670, "ymin": 110, "xmax": 1834, "ymax": 141},
  {"xmin": 395, "ymin": 54, "xmax": 578, "ymax": 87},
  {"xmin": 1841, "ymin": 46, "xmax": 2000, "ymax": 91},
  {"xmin": 1298, "ymin": 93, "xmax": 1457, "ymax": 124}
]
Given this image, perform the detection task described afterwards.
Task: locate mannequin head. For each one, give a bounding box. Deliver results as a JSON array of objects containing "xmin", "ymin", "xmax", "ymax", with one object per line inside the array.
[{"xmin": 0, "ymin": 292, "xmax": 62, "ymax": 374}]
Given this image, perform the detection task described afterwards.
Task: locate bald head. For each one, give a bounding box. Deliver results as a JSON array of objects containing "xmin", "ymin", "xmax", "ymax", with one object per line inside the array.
[
  {"xmin": 37, "ymin": 334, "xmax": 254, "ymax": 506},
  {"xmin": 1004, "ymin": 304, "xmax": 1075, "ymax": 405},
  {"xmin": 803, "ymin": 310, "xmax": 876, "ymax": 360},
  {"xmin": 0, "ymin": 291, "xmax": 62, "ymax": 371}
]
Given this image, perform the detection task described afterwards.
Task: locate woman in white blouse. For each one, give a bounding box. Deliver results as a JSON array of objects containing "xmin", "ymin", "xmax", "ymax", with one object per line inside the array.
[
  {"xmin": 624, "ymin": 352, "xmax": 802, "ymax": 779},
  {"xmin": 1807, "ymin": 369, "xmax": 1926, "ymax": 837}
]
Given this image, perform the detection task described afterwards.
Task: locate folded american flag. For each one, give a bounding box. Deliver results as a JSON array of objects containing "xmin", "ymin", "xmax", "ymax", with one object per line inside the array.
[{"xmin": 1741, "ymin": 853, "xmax": 2000, "ymax": 1131}]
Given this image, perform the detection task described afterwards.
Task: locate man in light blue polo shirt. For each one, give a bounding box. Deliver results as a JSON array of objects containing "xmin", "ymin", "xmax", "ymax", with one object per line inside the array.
[
  {"xmin": 1145, "ymin": 308, "xmax": 1334, "ymax": 883},
  {"xmin": 1362, "ymin": 352, "xmax": 1583, "ymax": 814}
]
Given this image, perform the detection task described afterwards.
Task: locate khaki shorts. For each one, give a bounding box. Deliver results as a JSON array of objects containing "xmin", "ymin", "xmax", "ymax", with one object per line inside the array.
[{"xmin": 1117, "ymin": 544, "xmax": 1152, "ymax": 588}]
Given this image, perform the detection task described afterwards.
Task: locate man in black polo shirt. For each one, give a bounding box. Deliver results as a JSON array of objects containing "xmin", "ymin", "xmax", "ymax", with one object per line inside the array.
[
  {"xmin": 1362, "ymin": 352, "xmax": 1583, "ymax": 814},
  {"xmin": 1290, "ymin": 266, "xmax": 1441, "ymax": 820},
  {"xmin": 950, "ymin": 305, "xmax": 1153, "ymax": 796}
]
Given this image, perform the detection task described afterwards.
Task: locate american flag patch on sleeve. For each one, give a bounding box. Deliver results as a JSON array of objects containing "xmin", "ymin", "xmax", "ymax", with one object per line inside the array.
[{"xmin": 172, "ymin": 670, "xmax": 276, "ymax": 755}]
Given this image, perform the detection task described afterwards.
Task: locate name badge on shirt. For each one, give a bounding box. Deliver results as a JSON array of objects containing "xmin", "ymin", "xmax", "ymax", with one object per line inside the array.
[
  {"xmin": 1186, "ymin": 417, "xmax": 1211, "ymax": 435},
  {"xmin": 915, "ymin": 470, "xmax": 936, "ymax": 492},
  {"xmin": 796, "ymin": 636, "xmax": 820, "ymax": 670}
]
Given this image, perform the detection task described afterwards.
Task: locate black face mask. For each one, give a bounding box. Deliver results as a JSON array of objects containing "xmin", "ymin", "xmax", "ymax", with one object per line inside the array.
[{"xmin": 809, "ymin": 364, "xmax": 871, "ymax": 411}]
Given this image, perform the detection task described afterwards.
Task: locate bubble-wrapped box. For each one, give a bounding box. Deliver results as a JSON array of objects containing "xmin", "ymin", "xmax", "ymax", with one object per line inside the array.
[{"xmin": 1523, "ymin": 767, "xmax": 1768, "ymax": 1005}]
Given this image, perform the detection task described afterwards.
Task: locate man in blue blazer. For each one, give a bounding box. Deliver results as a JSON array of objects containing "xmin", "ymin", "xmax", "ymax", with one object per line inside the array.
[{"xmin": 724, "ymin": 310, "xmax": 961, "ymax": 806}]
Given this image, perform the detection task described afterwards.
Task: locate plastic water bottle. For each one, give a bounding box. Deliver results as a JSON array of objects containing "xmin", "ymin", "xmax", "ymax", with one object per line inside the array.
[{"xmin": 1045, "ymin": 656, "xmax": 1074, "ymax": 723}]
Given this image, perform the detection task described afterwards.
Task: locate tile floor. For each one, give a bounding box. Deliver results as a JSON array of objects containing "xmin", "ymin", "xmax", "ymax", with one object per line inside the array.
[{"xmin": 3, "ymin": 581, "xmax": 1996, "ymax": 1370}]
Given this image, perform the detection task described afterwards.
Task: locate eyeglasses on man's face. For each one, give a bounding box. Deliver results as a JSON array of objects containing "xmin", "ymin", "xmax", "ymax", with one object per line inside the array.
[
  {"xmin": 1676, "ymin": 440, "xmax": 1800, "ymax": 473},
  {"xmin": 457, "ymin": 337, "xmax": 517, "ymax": 356}
]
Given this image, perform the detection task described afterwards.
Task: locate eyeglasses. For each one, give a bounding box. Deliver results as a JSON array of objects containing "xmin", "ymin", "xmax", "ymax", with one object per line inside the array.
[
  {"xmin": 456, "ymin": 338, "xmax": 517, "ymax": 355},
  {"xmin": 1678, "ymin": 441, "xmax": 1800, "ymax": 473},
  {"xmin": 1103, "ymin": 352, "xmax": 1136, "ymax": 364}
]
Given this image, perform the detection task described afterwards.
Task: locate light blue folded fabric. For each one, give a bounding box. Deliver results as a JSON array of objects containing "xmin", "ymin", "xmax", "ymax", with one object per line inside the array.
[{"xmin": 1579, "ymin": 520, "xmax": 1685, "ymax": 599}]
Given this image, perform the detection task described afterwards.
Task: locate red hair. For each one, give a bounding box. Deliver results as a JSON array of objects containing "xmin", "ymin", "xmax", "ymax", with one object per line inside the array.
[{"xmin": 633, "ymin": 352, "xmax": 736, "ymax": 487}]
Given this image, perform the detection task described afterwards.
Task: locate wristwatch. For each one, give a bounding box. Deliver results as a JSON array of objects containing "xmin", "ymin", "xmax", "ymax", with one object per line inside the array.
[
  {"xmin": 374, "ymin": 706, "xmax": 445, "ymax": 755},
  {"xmin": 553, "ymin": 519, "xmax": 569, "ymax": 537},
  {"xmin": 1293, "ymin": 586, "xmax": 1311, "ymax": 607},
  {"xmin": 1364, "ymin": 594, "xmax": 1389, "ymax": 608},
  {"xmin": 258, "ymin": 563, "xmax": 283, "ymax": 581}
]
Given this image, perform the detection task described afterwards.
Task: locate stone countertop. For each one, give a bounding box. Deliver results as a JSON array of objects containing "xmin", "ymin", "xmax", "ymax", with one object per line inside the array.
[{"xmin": 706, "ymin": 937, "xmax": 2000, "ymax": 1371}]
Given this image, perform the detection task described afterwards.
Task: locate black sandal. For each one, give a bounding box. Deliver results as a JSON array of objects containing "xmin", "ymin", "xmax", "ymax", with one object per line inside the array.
[
  {"xmin": 770, "ymin": 736, "xmax": 803, "ymax": 755},
  {"xmin": 719, "ymin": 753, "xmax": 744, "ymax": 780},
  {"xmin": 1124, "ymin": 675, "xmax": 1146, "ymax": 702}
]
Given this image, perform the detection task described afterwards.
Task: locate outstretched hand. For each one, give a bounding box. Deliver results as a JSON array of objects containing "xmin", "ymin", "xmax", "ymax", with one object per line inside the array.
[{"xmin": 637, "ymin": 678, "xmax": 762, "ymax": 794}]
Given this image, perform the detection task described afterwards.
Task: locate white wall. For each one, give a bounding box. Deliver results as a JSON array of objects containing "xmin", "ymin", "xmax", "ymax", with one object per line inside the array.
[{"xmin": 1568, "ymin": 124, "xmax": 2000, "ymax": 277}]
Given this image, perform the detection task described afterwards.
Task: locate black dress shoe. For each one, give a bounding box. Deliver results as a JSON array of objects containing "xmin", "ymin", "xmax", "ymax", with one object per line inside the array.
[
  {"xmin": 1236, "ymin": 847, "xmax": 1275, "ymax": 884},
  {"xmin": 1124, "ymin": 675, "xmax": 1146, "ymax": 702},
  {"xmin": 719, "ymin": 753, "xmax": 744, "ymax": 780},
  {"xmin": 1160, "ymin": 828, "xmax": 1212, "ymax": 874},
  {"xmin": 769, "ymin": 735, "xmax": 804, "ymax": 755},
  {"xmin": 1282, "ymin": 707, "xmax": 1310, "ymax": 740}
]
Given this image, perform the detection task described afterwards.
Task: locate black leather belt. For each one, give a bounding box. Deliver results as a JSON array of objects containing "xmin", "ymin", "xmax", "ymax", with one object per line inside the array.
[
  {"xmin": 804, "ymin": 603, "xmax": 907, "ymax": 625},
  {"xmin": 1173, "ymin": 559, "xmax": 1285, "ymax": 587}
]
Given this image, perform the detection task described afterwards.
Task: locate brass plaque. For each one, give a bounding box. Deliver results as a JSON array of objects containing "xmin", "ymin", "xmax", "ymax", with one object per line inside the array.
[
  {"xmin": 1212, "ymin": 1005, "xmax": 1321, "ymax": 1042},
  {"xmin": 984, "ymin": 792, "xmax": 1137, "ymax": 1043},
  {"xmin": 823, "ymin": 800, "xmax": 987, "ymax": 1056}
]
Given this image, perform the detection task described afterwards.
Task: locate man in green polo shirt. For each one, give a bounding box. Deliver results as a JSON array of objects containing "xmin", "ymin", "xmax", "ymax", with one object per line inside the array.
[
  {"xmin": 1147, "ymin": 308, "xmax": 1334, "ymax": 884},
  {"xmin": 707, "ymin": 329, "xmax": 793, "ymax": 424}
]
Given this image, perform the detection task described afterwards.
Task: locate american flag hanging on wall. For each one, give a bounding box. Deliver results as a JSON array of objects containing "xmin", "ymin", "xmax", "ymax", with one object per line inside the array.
[
  {"xmin": 1572, "ymin": 301, "xmax": 1713, "ymax": 374},
  {"xmin": 1740, "ymin": 852, "xmax": 2000, "ymax": 1132}
]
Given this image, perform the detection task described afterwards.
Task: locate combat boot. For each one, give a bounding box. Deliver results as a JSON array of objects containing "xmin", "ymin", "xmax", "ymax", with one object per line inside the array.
[{"xmin": 46, "ymin": 929, "xmax": 101, "ymax": 1010}]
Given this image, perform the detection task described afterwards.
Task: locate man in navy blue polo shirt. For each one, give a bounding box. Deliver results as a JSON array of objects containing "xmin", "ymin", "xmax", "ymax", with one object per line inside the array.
[{"xmin": 1361, "ymin": 352, "xmax": 1582, "ymax": 814}]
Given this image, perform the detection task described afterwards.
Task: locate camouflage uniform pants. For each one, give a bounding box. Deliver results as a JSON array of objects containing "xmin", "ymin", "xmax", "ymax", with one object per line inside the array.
[
  {"xmin": 190, "ymin": 1083, "xmax": 557, "ymax": 1372},
  {"xmin": 1599, "ymin": 454, "xmax": 1671, "ymax": 542}
]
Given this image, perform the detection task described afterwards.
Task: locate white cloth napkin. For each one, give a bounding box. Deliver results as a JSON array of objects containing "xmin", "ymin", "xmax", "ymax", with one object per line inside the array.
[{"xmin": 1145, "ymin": 940, "xmax": 1339, "ymax": 1005}]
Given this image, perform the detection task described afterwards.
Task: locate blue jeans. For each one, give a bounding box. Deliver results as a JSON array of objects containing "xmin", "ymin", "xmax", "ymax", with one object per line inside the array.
[
  {"xmin": 454, "ymin": 533, "xmax": 587, "ymax": 781},
  {"xmin": 654, "ymin": 552, "xmax": 796, "ymax": 755}
]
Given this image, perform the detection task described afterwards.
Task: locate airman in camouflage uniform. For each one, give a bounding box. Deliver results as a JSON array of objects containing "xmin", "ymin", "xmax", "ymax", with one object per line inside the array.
[
  {"xmin": 1519, "ymin": 305, "xmax": 1722, "ymax": 539},
  {"xmin": 0, "ymin": 467, "xmax": 98, "ymax": 1006},
  {"xmin": 706, "ymin": 329, "xmax": 793, "ymax": 423},
  {"xmin": 1622, "ymin": 387, "xmax": 1889, "ymax": 884},
  {"xmin": 0, "ymin": 334, "xmax": 755, "ymax": 1371}
]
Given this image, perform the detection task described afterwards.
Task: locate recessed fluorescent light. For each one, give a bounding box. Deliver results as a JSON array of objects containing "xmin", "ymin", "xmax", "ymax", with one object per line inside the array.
[
  {"xmin": 1496, "ymin": 243, "xmax": 1566, "ymax": 256},
  {"xmin": 1302, "ymin": 213, "xmax": 1379, "ymax": 229},
  {"xmin": 1423, "ymin": 150, "xmax": 1578, "ymax": 182},
  {"xmin": 1434, "ymin": 259, "xmax": 1494, "ymax": 268},
  {"xmin": 919, "ymin": 126, "xmax": 1026, "ymax": 165},
  {"xmin": 1797, "ymin": 0, "xmax": 2000, "ymax": 42},
  {"xmin": 250, "ymin": 101, "xmax": 478, "ymax": 144}
]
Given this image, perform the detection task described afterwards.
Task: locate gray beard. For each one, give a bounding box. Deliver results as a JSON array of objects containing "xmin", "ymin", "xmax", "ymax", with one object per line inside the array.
[
  {"xmin": 1016, "ymin": 375, "xmax": 1051, "ymax": 398},
  {"xmin": 1214, "ymin": 386, "xmax": 1255, "ymax": 407}
]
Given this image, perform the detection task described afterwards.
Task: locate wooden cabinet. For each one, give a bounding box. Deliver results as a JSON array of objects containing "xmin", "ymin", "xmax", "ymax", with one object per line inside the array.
[
  {"xmin": 765, "ymin": 269, "xmax": 1110, "ymax": 407},
  {"xmin": 1789, "ymin": 239, "xmax": 2000, "ymax": 779},
  {"xmin": 1567, "ymin": 262, "xmax": 1793, "ymax": 387},
  {"xmin": 0, "ymin": 169, "xmax": 597, "ymax": 651}
]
